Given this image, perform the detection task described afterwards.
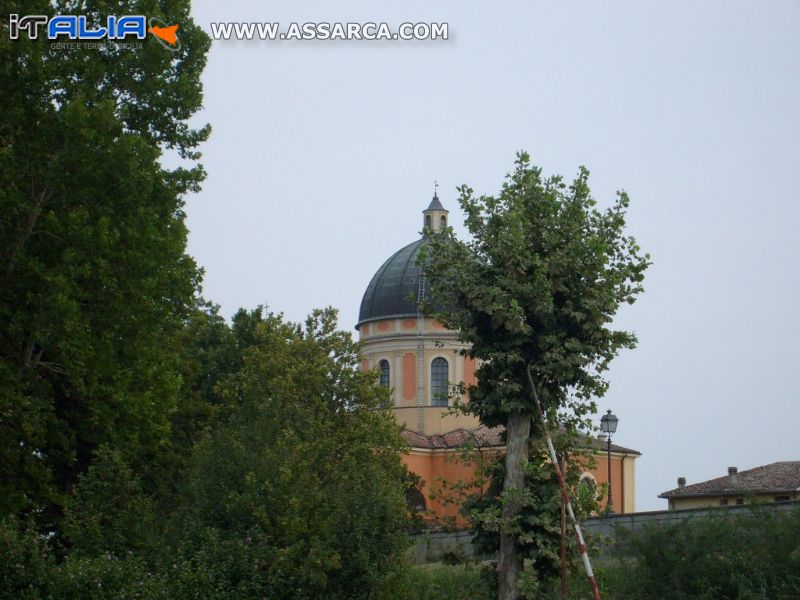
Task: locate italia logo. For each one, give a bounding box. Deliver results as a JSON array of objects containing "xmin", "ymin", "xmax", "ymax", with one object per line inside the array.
[{"xmin": 8, "ymin": 14, "xmax": 181, "ymax": 50}]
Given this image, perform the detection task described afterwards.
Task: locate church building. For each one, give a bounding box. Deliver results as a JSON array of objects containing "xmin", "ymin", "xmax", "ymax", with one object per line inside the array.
[{"xmin": 356, "ymin": 195, "xmax": 640, "ymax": 518}]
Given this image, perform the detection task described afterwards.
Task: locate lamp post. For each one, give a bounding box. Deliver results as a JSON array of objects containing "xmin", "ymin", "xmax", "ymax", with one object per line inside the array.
[{"xmin": 600, "ymin": 409, "xmax": 618, "ymax": 513}]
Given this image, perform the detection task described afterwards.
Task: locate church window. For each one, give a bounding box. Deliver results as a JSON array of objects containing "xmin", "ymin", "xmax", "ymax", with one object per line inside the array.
[
  {"xmin": 440, "ymin": 215, "xmax": 447, "ymax": 229},
  {"xmin": 405, "ymin": 486, "xmax": 427, "ymax": 512},
  {"xmin": 379, "ymin": 359, "xmax": 390, "ymax": 388},
  {"xmin": 431, "ymin": 357, "xmax": 449, "ymax": 406},
  {"xmin": 579, "ymin": 474, "xmax": 598, "ymax": 500},
  {"xmin": 425, "ymin": 215, "xmax": 432, "ymax": 229}
]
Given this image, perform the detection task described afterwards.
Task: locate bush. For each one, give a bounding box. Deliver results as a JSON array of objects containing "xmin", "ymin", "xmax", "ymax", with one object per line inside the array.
[
  {"xmin": 399, "ymin": 564, "xmax": 494, "ymax": 600},
  {"xmin": 598, "ymin": 506, "xmax": 800, "ymax": 599}
]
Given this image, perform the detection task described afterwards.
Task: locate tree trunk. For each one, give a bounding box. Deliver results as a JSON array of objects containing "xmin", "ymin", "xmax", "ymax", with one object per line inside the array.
[{"xmin": 498, "ymin": 409, "xmax": 531, "ymax": 600}]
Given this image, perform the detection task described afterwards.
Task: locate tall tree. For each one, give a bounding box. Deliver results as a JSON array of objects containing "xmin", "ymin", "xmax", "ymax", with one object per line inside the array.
[
  {"xmin": 422, "ymin": 153, "xmax": 649, "ymax": 599},
  {"xmin": 0, "ymin": 0, "xmax": 210, "ymax": 527}
]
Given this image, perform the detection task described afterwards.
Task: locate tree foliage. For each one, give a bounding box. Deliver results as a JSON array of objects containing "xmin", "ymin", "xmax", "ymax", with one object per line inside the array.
[
  {"xmin": 0, "ymin": 0, "xmax": 210, "ymax": 526},
  {"xmin": 2, "ymin": 308, "xmax": 413, "ymax": 598},
  {"xmin": 179, "ymin": 308, "xmax": 410, "ymax": 598},
  {"xmin": 63, "ymin": 446, "xmax": 159, "ymax": 561},
  {"xmin": 423, "ymin": 152, "xmax": 649, "ymax": 424}
]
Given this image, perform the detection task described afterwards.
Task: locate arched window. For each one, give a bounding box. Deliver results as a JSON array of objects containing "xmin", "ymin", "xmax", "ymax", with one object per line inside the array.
[
  {"xmin": 579, "ymin": 473, "xmax": 598, "ymax": 501},
  {"xmin": 425, "ymin": 215, "xmax": 432, "ymax": 229},
  {"xmin": 379, "ymin": 359, "xmax": 390, "ymax": 388},
  {"xmin": 430, "ymin": 357, "xmax": 449, "ymax": 406},
  {"xmin": 440, "ymin": 215, "xmax": 447, "ymax": 229},
  {"xmin": 405, "ymin": 486, "xmax": 427, "ymax": 513}
]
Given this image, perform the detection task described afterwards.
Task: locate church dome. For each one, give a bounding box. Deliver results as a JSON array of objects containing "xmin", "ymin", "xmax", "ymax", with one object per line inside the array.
[
  {"xmin": 357, "ymin": 194, "xmax": 449, "ymax": 329},
  {"xmin": 357, "ymin": 238, "xmax": 430, "ymax": 328}
]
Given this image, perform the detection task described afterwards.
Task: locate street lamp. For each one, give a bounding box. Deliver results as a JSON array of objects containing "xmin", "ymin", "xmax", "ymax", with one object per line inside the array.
[{"xmin": 600, "ymin": 409, "xmax": 618, "ymax": 513}]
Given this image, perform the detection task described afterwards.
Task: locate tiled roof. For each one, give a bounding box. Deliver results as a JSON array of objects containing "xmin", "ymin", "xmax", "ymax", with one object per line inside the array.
[
  {"xmin": 659, "ymin": 462, "xmax": 800, "ymax": 498},
  {"xmin": 401, "ymin": 426, "xmax": 504, "ymax": 449},
  {"xmin": 581, "ymin": 434, "xmax": 642, "ymax": 455},
  {"xmin": 401, "ymin": 425, "xmax": 640, "ymax": 455}
]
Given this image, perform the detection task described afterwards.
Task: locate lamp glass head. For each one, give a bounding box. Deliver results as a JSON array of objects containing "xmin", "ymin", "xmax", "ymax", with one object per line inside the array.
[{"xmin": 600, "ymin": 409, "xmax": 618, "ymax": 434}]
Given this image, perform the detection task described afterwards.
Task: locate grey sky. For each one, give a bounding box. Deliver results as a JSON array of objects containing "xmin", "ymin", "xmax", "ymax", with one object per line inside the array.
[{"xmin": 185, "ymin": 1, "xmax": 800, "ymax": 511}]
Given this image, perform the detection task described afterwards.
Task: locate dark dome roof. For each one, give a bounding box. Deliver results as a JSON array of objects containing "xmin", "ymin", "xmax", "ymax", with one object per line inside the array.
[{"xmin": 357, "ymin": 238, "xmax": 432, "ymax": 328}]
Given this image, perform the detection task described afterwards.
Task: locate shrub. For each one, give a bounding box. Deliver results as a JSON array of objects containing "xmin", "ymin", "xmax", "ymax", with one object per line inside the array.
[
  {"xmin": 399, "ymin": 564, "xmax": 494, "ymax": 600},
  {"xmin": 599, "ymin": 506, "xmax": 800, "ymax": 599}
]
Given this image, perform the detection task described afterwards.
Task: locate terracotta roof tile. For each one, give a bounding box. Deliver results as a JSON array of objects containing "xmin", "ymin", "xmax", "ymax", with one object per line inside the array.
[
  {"xmin": 401, "ymin": 425, "xmax": 640, "ymax": 455},
  {"xmin": 401, "ymin": 426, "xmax": 504, "ymax": 449},
  {"xmin": 659, "ymin": 462, "xmax": 800, "ymax": 498}
]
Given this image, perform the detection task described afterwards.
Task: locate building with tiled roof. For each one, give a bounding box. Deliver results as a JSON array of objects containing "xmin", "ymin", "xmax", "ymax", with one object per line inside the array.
[
  {"xmin": 400, "ymin": 426, "xmax": 641, "ymax": 456},
  {"xmin": 357, "ymin": 195, "xmax": 641, "ymax": 518},
  {"xmin": 659, "ymin": 462, "xmax": 800, "ymax": 510}
]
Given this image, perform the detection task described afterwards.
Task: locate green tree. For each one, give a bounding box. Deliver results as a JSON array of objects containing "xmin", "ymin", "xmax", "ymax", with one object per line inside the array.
[
  {"xmin": 422, "ymin": 153, "xmax": 649, "ymax": 599},
  {"xmin": 152, "ymin": 304, "xmax": 270, "ymax": 511},
  {"xmin": 0, "ymin": 0, "xmax": 210, "ymax": 529},
  {"xmin": 180, "ymin": 308, "xmax": 411, "ymax": 598}
]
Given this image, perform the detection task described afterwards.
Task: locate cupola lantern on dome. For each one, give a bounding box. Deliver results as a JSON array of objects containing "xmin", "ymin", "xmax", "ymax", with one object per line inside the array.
[{"xmin": 423, "ymin": 188, "xmax": 449, "ymax": 234}]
